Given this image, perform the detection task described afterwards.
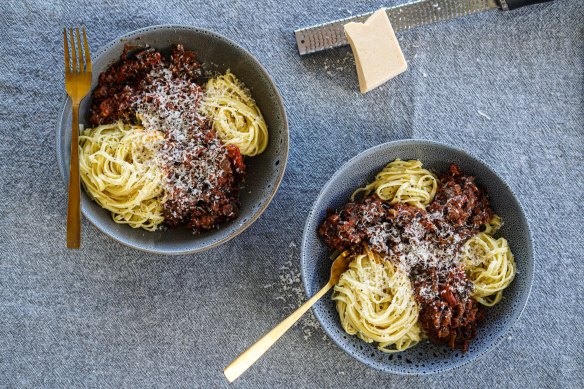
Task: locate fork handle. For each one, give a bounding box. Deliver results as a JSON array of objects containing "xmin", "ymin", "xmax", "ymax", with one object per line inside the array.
[
  {"xmin": 224, "ymin": 281, "xmax": 334, "ymax": 382},
  {"xmin": 66, "ymin": 103, "xmax": 81, "ymax": 249}
]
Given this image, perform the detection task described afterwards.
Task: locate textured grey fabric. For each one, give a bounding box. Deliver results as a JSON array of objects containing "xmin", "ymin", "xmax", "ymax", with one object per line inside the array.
[{"xmin": 0, "ymin": 0, "xmax": 582, "ymax": 388}]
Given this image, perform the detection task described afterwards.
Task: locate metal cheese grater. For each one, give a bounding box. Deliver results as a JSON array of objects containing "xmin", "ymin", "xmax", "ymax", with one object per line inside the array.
[{"xmin": 295, "ymin": 0, "xmax": 554, "ymax": 55}]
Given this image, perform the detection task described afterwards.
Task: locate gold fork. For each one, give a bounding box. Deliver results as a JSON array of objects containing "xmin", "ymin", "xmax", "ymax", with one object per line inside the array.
[
  {"xmin": 223, "ymin": 252, "xmax": 353, "ymax": 382},
  {"xmin": 63, "ymin": 27, "xmax": 92, "ymax": 248}
]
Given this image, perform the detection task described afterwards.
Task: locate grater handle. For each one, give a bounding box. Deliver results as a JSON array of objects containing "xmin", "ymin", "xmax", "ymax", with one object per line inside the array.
[{"xmin": 501, "ymin": 0, "xmax": 554, "ymax": 10}]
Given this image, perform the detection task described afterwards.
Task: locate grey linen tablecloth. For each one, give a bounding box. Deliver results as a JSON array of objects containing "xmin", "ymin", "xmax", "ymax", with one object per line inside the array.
[{"xmin": 0, "ymin": 0, "xmax": 582, "ymax": 387}]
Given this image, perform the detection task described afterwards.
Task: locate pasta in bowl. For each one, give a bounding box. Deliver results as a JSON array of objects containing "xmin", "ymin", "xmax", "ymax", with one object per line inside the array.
[
  {"xmin": 78, "ymin": 122, "xmax": 165, "ymax": 230},
  {"xmin": 56, "ymin": 26, "xmax": 288, "ymax": 254},
  {"xmin": 301, "ymin": 140, "xmax": 533, "ymax": 374}
]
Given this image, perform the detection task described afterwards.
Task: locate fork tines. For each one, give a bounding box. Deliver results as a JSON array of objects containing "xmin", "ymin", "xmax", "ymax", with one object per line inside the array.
[{"xmin": 63, "ymin": 26, "xmax": 91, "ymax": 73}]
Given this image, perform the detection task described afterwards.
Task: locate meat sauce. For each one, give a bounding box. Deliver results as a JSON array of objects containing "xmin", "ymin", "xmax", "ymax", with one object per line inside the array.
[
  {"xmin": 412, "ymin": 264, "xmax": 483, "ymax": 351},
  {"xmin": 89, "ymin": 45, "xmax": 246, "ymax": 233},
  {"xmin": 319, "ymin": 164, "xmax": 493, "ymax": 351}
]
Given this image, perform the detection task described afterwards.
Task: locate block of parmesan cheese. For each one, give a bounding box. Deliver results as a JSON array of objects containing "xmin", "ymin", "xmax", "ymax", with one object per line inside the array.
[{"xmin": 344, "ymin": 9, "xmax": 407, "ymax": 93}]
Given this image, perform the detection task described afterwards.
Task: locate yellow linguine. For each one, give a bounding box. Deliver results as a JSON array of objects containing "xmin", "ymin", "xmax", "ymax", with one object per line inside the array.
[
  {"xmin": 333, "ymin": 246, "xmax": 423, "ymax": 353},
  {"xmin": 200, "ymin": 71, "xmax": 268, "ymax": 156},
  {"xmin": 78, "ymin": 121, "xmax": 165, "ymax": 231},
  {"xmin": 351, "ymin": 159, "xmax": 437, "ymax": 208},
  {"xmin": 330, "ymin": 160, "xmax": 517, "ymax": 352},
  {"xmin": 462, "ymin": 216, "xmax": 516, "ymax": 306}
]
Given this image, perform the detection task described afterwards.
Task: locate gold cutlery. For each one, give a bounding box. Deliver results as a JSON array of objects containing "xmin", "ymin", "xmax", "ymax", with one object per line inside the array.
[
  {"xmin": 63, "ymin": 27, "xmax": 92, "ymax": 248},
  {"xmin": 224, "ymin": 252, "xmax": 353, "ymax": 382}
]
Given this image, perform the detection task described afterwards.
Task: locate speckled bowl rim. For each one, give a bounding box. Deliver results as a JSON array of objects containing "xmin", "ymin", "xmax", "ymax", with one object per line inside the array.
[
  {"xmin": 55, "ymin": 25, "xmax": 289, "ymax": 255},
  {"xmin": 300, "ymin": 139, "xmax": 534, "ymax": 375}
]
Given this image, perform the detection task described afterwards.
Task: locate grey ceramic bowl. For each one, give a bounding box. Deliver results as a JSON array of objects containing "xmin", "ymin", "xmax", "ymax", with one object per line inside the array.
[
  {"xmin": 56, "ymin": 25, "xmax": 288, "ymax": 254},
  {"xmin": 301, "ymin": 139, "xmax": 533, "ymax": 374}
]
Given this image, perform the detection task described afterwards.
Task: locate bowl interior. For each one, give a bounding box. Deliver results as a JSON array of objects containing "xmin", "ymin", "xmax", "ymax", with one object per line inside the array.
[
  {"xmin": 301, "ymin": 140, "xmax": 533, "ymax": 374},
  {"xmin": 57, "ymin": 26, "xmax": 288, "ymax": 254}
]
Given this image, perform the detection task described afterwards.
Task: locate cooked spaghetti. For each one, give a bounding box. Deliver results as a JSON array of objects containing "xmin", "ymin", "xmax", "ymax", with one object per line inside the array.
[
  {"xmin": 85, "ymin": 45, "xmax": 267, "ymax": 233},
  {"xmin": 320, "ymin": 160, "xmax": 516, "ymax": 352},
  {"xmin": 78, "ymin": 122, "xmax": 165, "ymax": 230},
  {"xmin": 462, "ymin": 216, "xmax": 516, "ymax": 306},
  {"xmin": 200, "ymin": 71, "xmax": 268, "ymax": 156},
  {"xmin": 333, "ymin": 246, "xmax": 423, "ymax": 353},
  {"xmin": 351, "ymin": 159, "xmax": 437, "ymax": 208},
  {"xmin": 483, "ymin": 214, "xmax": 502, "ymax": 236}
]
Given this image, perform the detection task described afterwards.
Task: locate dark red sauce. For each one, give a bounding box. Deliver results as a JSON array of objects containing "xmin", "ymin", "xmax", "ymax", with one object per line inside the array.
[
  {"xmin": 319, "ymin": 163, "xmax": 493, "ymax": 351},
  {"xmin": 89, "ymin": 45, "xmax": 246, "ymax": 233}
]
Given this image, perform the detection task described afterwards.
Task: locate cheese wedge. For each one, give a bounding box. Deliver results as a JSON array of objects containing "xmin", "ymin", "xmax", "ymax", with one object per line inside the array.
[{"xmin": 344, "ymin": 9, "xmax": 407, "ymax": 93}]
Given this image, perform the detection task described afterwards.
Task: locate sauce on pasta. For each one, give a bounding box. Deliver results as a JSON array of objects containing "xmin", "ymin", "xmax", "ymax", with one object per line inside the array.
[
  {"xmin": 319, "ymin": 160, "xmax": 516, "ymax": 353},
  {"xmin": 81, "ymin": 45, "xmax": 267, "ymax": 232}
]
